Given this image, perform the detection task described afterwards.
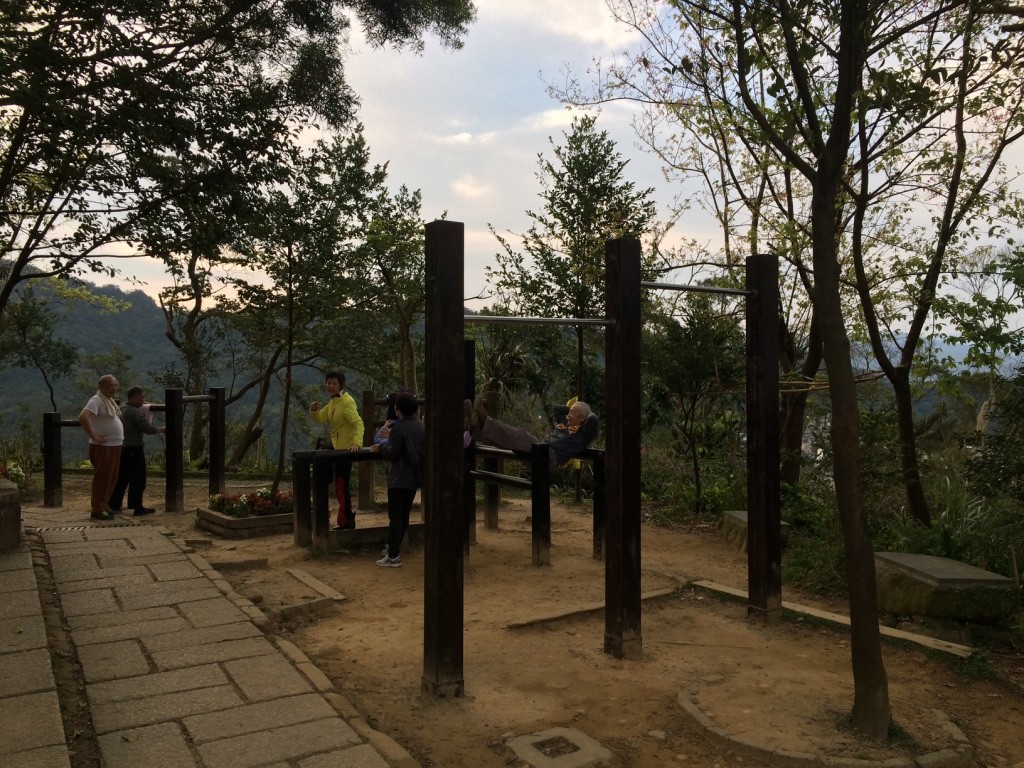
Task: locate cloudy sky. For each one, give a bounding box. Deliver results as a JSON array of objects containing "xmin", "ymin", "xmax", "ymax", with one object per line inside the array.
[
  {"xmin": 114, "ymin": 1, "xmax": 683, "ymax": 306},
  {"xmin": 342, "ymin": 0, "xmax": 682, "ymax": 307}
]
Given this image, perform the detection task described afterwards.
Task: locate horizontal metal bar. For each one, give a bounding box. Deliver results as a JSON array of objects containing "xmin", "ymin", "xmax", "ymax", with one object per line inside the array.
[
  {"xmin": 473, "ymin": 445, "xmax": 531, "ymax": 460},
  {"xmin": 181, "ymin": 394, "xmax": 215, "ymax": 403},
  {"xmin": 641, "ymin": 281, "xmax": 755, "ymax": 297},
  {"xmin": 470, "ymin": 469, "xmax": 534, "ymax": 490},
  {"xmin": 465, "ymin": 314, "xmax": 614, "ymax": 327}
]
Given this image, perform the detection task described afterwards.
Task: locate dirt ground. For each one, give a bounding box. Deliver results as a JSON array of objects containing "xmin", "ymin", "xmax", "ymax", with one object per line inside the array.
[{"xmin": 54, "ymin": 476, "xmax": 1024, "ymax": 767}]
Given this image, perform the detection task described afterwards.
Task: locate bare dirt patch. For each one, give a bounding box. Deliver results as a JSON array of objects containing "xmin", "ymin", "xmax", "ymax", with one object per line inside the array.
[{"xmin": 52, "ymin": 477, "xmax": 1024, "ymax": 767}]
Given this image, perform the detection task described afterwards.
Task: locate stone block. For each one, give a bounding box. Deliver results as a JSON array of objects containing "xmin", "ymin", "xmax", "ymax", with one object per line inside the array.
[
  {"xmin": 721, "ymin": 510, "xmax": 790, "ymax": 552},
  {"xmin": 0, "ymin": 479, "xmax": 20, "ymax": 552},
  {"xmin": 875, "ymin": 552, "xmax": 1019, "ymax": 623}
]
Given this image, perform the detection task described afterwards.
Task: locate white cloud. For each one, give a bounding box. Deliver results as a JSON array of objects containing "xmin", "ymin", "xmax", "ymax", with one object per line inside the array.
[
  {"xmin": 451, "ymin": 174, "xmax": 493, "ymax": 201},
  {"xmin": 482, "ymin": 0, "xmax": 643, "ymax": 50}
]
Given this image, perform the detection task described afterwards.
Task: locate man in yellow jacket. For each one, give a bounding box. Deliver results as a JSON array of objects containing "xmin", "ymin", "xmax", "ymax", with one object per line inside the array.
[{"xmin": 310, "ymin": 371, "xmax": 364, "ymax": 529}]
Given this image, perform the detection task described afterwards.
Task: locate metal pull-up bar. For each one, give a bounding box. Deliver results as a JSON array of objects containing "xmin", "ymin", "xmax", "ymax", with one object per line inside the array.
[
  {"xmin": 640, "ymin": 280, "xmax": 755, "ymax": 297},
  {"xmin": 465, "ymin": 315, "xmax": 614, "ymax": 327}
]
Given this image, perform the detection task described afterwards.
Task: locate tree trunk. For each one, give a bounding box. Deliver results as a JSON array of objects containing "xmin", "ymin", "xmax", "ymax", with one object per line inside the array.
[
  {"xmin": 890, "ymin": 368, "xmax": 931, "ymax": 525},
  {"xmin": 812, "ymin": 176, "xmax": 891, "ymax": 741},
  {"xmin": 779, "ymin": 317, "xmax": 822, "ymax": 487}
]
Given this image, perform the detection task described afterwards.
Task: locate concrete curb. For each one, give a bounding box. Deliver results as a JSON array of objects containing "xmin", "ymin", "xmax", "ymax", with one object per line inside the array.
[{"xmin": 677, "ymin": 686, "xmax": 974, "ymax": 768}]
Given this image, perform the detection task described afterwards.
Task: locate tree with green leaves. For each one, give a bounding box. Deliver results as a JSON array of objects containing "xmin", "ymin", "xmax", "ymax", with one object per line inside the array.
[
  {"xmin": 487, "ymin": 114, "xmax": 659, "ymax": 401},
  {"xmin": 560, "ymin": 0, "xmax": 1024, "ymax": 737},
  {"xmin": 0, "ymin": 0, "xmax": 476, "ymax": 321},
  {"xmin": 643, "ymin": 297, "xmax": 745, "ymax": 514}
]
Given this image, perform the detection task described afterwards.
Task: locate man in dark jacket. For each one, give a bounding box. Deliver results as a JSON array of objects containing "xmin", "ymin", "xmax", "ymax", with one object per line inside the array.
[
  {"xmin": 467, "ymin": 399, "xmax": 598, "ymax": 469},
  {"xmin": 109, "ymin": 386, "xmax": 166, "ymax": 516},
  {"xmin": 369, "ymin": 391, "xmax": 425, "ymax": 568}
]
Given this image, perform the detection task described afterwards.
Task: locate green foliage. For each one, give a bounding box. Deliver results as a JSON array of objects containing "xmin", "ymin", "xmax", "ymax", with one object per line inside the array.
[{"xmin": 486, "ymin": 113, "xmax": 659, "ymax": 400}]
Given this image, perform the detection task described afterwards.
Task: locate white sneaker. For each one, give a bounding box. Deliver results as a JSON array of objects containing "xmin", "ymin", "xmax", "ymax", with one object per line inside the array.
[{"xmin": 376, "ymin": 555, "xmax": 402, "ymax": 568}]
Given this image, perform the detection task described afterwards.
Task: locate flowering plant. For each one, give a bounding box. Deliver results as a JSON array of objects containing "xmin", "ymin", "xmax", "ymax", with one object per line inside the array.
[
  {"xmin": 0, "ymin": 461, "xmax": 26, "ymax": 488},
  {"xmin": 208, "ymin": 488, "xmax": 293, "ymax": 518}
]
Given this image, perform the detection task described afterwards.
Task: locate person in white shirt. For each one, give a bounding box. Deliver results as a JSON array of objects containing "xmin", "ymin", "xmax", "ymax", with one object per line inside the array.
[{"xmin": 78, "ymin": 375, "xmax": 124, "ymax": 520}]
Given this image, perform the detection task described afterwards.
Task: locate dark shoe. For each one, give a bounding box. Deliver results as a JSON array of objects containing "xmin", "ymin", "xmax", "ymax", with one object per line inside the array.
[
  {"xmin": 132, "ymin": 507, "xmax": 157, "ymax": 516},
  {"xmin": 332, "ymin": 522, "xmax": 355, "ymax": 531},
  {"xmin": 107, "ymin": 506, "xmax": 122, "ymax": 515},
  {"xmin": 90, "ymin": 511, "xmax": 113, "ymax": 521}
]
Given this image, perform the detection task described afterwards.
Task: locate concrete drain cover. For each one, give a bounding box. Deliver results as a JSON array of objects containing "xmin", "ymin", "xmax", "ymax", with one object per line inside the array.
[{"xmin": 506, "ymin": 726, "xmax": 613, "ymax": 768}]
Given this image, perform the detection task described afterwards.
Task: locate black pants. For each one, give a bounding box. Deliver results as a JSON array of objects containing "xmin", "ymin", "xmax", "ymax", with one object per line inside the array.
[
  {"xmin": 110, "ymin": 445, "xmax": 147, "ymax": 512},
  {"xmin": 386, "ymin": 487, "xmax": 416, "ymax": 558},
  {"xmin": 335, "ymin": 460, "xmax": 354, "ymax": 527}
]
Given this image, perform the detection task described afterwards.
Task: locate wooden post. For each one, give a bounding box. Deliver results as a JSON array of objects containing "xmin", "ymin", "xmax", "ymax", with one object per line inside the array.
[
  {"xmin": 358, "ymin": 389, "xmax": 376, "ymax": 510},
  {"xmin": 464, "ymin": 341, "xmax": 477, "ymax": 546},
  {"xmin": 208, "ymin": 387, "xmax": 226, "ymax": 497},
  {"xmin": 531, "ymin": 443, "xmax": 551, "ymax": 566},
  {"xmin": 422, "ymin": 220, "xmax": 465, "ymax": 697},
  {"xmin": 312, "ymin": 455, "xmax": 332, "ymax": 553},
  {"xmin": 591, "ymin": 451, "xmax": 605, "ymax": 560},
  {"xmin": 483, "ymin": 390, "xmax": 501, "ymax": 530},
  {"xmin": 292, "ymin": 452, "xmax": 313, "ymax": 547},
  {"xmin": 164, "ymin": 388, "xmax": 185, "ymax": 514},
  {"xmin": 746, "ymin": 253, "xmax": 782, "ymax": 621},
  {"xmin": 603, "ymin": 238, "xmax": 643, "ymax": 659},
  {"xmin": 42, "ymin": 412, "xmax": 63, "ymax": 507}
]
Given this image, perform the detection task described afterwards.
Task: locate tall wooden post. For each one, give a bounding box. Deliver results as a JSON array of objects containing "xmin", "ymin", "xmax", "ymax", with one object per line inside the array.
[
  {"xmin": 604, "ymin": 238, "xmax": 643, "ymax": 659},
  {"xmin": 208, "ymin": 387, "xmax": 226, "ymax": 497},
  {"xmin": 42, "ymin": 412, "xmax": 63, "ymax": 507},
  {"xmin": 746, "ymin": 253, "xmax": 782, "ymax": 620},
  {"xmin": 164, "ymin": 388, "xmax": 185, "ymax": 513},
  {"xmin": 358, "ymin": 390, "xmax": 376, "ymax": 509},
  {"xmin": 531, "ymin": 443, "xmax": 551, "ymax": 566},
  {"xmin": 422, "ymin": 220, "xmax": 465, "ymax": 697}
]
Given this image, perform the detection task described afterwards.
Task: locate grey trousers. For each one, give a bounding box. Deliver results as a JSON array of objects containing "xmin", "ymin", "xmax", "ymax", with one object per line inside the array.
[{"xmin": 476, "ymin": 418, "xmax": 558, "ymax": 470}]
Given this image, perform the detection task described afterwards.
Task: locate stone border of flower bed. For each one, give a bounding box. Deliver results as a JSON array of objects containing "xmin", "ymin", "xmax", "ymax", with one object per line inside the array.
[{"xmin": 195, "ymin": 507, "xmax": 294, "ymax": 539}]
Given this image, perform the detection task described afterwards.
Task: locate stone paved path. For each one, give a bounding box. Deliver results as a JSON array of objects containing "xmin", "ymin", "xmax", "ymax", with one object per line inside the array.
[{"xmin": 1, "ymin": 506, "xmax": 415, "ymax": 768}]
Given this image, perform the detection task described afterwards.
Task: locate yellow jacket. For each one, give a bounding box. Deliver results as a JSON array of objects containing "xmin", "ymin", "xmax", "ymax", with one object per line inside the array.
[{"xmin": 311, "ymin": 392, "xmax": 364, "ymax": 449}]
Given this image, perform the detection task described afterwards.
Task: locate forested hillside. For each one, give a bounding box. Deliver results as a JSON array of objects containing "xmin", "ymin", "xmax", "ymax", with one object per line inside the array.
[{"xmin": 0, "ymin": 281, "xmax": 177, "ymax": 417}]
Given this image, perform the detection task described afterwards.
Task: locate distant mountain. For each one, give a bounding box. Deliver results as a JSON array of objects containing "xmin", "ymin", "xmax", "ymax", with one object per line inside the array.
[{"xmin": 0, "ymin": 280, "xmax": 178, "ymax": 418}]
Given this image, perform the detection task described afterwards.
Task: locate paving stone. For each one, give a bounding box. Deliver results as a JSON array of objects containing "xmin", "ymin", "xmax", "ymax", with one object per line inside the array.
[
  {"xmin": 52, "ymin": 564, "xmax": 149, "ymax": 584},
  {"xmin": 0, "ymin": 546, "xmax": 32, "ymax": 570},
  {"xmin": 78, "ymin": 639, "xmax": 151, "ymax": 683},
  {"xmin": 0, "ymin": 614, "xmax": 47, "ymax": 652},
  {"xmin": 178, "ymin": 596, "xmax": 250, "ymax": 627},
  {"xmin": 197, "ymin": 718, "xmax": 361, "ymax": 768},
  {"xmin": 87, "ymin": 663, "xmax": 228, "ymax": 705},
  {"xmin": 91, "ymin": 685, "xmax": 242, "ymax": 734},
  {"xmin": 74, "ymin": 616, "xmax": 190, "ymax": 646},
  {"xmin": 95, "ymin": 552, "xmax": 185, "ymax": 568},
  {"xmin": 223, "ymin": 651, "xmax": 315, "ymax": 701},
  {"xmin": 116, "ymin": 580, "xmax": 222, "ymax": 611},
  {"xmin": 0, "ymin": 743, "xmax": 71, "ymax": 768},
  {"xmin": 55, "ymin": 572, "xmax": 158, "ymax": 594},
  {"xmin": 0, "ymin": 648, "xmax": 55, "ymax": 697},
  {"xmin": 183, "ymin": 692, "xmax": 337, "ymax": 743},
  {"xmin": 299, "ymin": 744, "xmax": 390, "ymax": 768},
  {"xmin": 141, "ymin": 621, "xmax": 263, "ymax": 653},
  {"xmin": 58, "ymin": 587, "xmax": 119, "ymax": 617},
  {"xmin": 46, "ymin": 539, "xmax": 134, "ymax": 554},
  {"xmin": 47, "ymin": 553, "xmax": 101, "ymax": 577},
  {"xmin": 0, "ymin": 691, "xmax": 66, "ymax": 754},
  {"xmin": 97, "ymin": 722, "xmax": 196, "ymax": 768},
  {"xmin": 0, "ymin": 589, "xmax": 40, "ymax": 619},
  {"xmin": 148, "ymin": 560, "xmax": 204, "ymax": 582},
  {"xmin": 67, "ymin": 605, "xmax": 177, "ymax": 631},
  {"xmin": 0, "ymin": 566, "xmax": 36, "ymax": 593},
  {"xmin": 151, "ymin": 636, "xmax": 277, "ymax": 671}
]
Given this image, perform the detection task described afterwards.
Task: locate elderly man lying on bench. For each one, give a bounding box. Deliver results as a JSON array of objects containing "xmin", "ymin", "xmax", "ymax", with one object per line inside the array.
[{"xmin": 466, "ymin": 398, "xmax": 599, "ymax": 470}]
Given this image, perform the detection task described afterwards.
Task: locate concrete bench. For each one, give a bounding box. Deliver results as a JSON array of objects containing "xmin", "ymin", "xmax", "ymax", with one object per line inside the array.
[
  {"xmin": 722, "ymin": 509, "xmax": 789, "ymax": 552},
  {"xmin": 875, "ymin": 552, "xmax": 1019, "ymax": 623}
]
